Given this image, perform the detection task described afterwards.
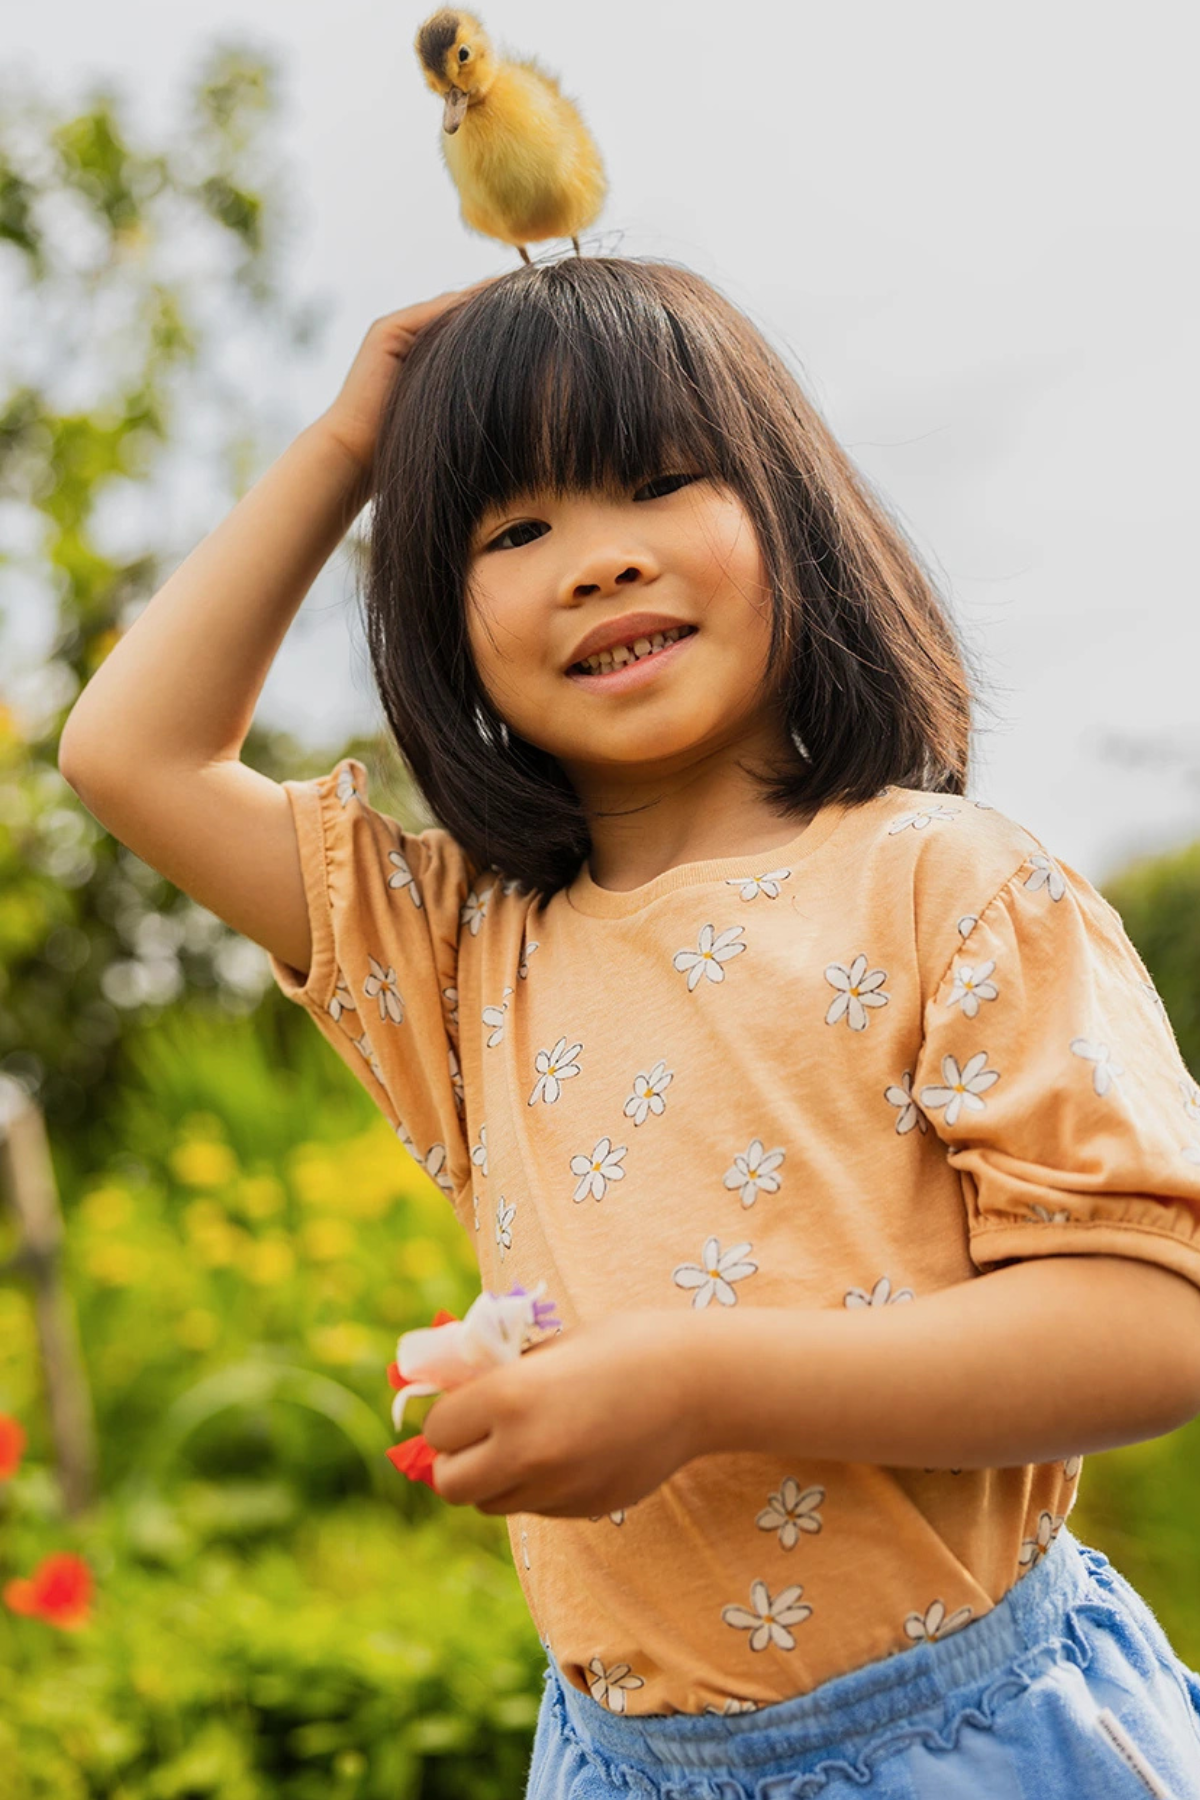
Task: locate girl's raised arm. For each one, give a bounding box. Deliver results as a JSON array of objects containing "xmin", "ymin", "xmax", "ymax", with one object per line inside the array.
[{"xmin": 58, "ymin": 287, "xmax": 483, "ymax": 979}]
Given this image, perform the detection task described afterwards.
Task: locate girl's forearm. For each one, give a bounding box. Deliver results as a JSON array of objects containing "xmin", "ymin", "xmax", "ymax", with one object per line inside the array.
[
  {"xmin": 685, "ymin": 1257, "xmax": 1200, "ymax": 1470},
  {"xmin": 59, "ymin": 420, "xmax": 368, "ymax": 774}
]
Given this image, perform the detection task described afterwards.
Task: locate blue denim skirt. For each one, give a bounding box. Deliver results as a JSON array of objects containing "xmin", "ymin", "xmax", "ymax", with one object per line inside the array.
[{"xmin": 524, "ymin": 1529, "xmax": 1200, "ymax": 1798}]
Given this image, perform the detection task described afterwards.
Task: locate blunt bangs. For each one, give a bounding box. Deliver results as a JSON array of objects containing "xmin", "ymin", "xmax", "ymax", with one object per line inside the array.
[{"xmin": 366, "ymin": 257, "xmax": 981, "ymax": 897}]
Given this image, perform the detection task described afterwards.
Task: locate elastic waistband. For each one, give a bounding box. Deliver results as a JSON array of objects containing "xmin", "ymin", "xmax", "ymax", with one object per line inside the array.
[{"xmin": 545, "ymin": 1527, "xmax": 1110, "ymax": 1780}]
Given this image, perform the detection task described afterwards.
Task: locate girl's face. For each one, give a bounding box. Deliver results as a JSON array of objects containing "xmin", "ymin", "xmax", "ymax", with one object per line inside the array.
[{"xmin": 465, "ymin": 474, "xmax": 786, "ymax": 791}]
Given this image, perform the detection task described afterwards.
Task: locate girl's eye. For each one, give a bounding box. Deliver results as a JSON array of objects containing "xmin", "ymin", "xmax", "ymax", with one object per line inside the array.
[
  {"xmin": 635, "ymin": 472, "xmax": 700, "ymax": 500},
  {"xmin": 486, "ymin": 519, "xmax": 549, "ymax": 552},
  {"xmin": 458, "ymin": 44, "xmax": 471, "ymax": 61}
]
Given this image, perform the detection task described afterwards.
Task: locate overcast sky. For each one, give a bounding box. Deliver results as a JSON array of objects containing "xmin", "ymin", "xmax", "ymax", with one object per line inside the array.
[{"xmin": 5, "ymin": 0, "xmax": 1198, "ymax": 884}]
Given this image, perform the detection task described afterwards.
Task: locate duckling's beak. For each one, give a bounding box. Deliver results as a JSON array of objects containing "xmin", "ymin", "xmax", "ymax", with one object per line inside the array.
[{"xmin": 442, "ymin": 86, "xmax": 469, "ymax": 133}]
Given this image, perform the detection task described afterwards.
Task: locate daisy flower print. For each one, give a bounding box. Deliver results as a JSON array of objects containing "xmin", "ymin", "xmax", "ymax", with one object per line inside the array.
[
  {"xmin": 673, "ymin": 923, "xmax": 745, "ymax": 991},
  {"xmin": 723, "ymin": 1140, "xmax": 785, "ymax": 1208},
  {"xmin": 673, "ymin": 1237, "xmax": 758, "ymax": 1307},
  {"xmin": 528, "ymin": 1038, "xmax": 583, "ymax": 1106},
  {"xmin": 884, "ymin": 1071, "xmax": 928, "ymax": 1135},
  {"xmin": 363, "ymin": 954, "xmax": 404, "ymax": 1024},
  {"xmin": 948, "ymin": 959, "xmax": 998, "ymax": 1019},
  {"xmin": 825, "ymin": 954, "xmax": 889, "ymax": 1030},
  {"xmin": 721, "ymin": 1580, "xmax": 812, "ymax": 1651},
  {"xmin": 920, "ymin": 1052, "xmax": 1000, "ymax": 1126},
  {"xmin": 624, "ymin": 1060, "xmax": 673, "ymax": 1126},
  {"xmin": 725, "ymin": 868, "xmax": 791, "ymax": 901},
  {"xmin": 570, "ymin": 1138, "xmax": 627, "ymax": 1203},
  {"xmin": 1071, "ymin": 1037, "xmax": 1124, "ymax": 1097}
]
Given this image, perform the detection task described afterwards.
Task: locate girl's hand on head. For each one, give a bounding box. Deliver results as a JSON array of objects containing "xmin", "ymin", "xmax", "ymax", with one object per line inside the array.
[
  {"xmin": 421, "ymin": 1309, "xmax": 701, "ymax": 1520},
  {"xmin": 319, "ymin": 278, "xmax": 500, "ymax": 480}
]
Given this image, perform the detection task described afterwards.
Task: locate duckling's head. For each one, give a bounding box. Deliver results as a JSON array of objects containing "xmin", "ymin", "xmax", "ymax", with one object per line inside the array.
[{"xmin": 415, "ymin": 10, "xmax": 498, "ymax": 133}]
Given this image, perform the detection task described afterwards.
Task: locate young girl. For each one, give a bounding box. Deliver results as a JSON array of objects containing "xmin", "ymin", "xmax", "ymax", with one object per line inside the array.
[{"xmin": 60, "ymin": 258, "xmax": 1200, "ymax": 1797}]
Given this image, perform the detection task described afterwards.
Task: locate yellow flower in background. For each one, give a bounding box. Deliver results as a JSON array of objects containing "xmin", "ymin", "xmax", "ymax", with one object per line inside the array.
[
  {"xmin": 175, "ymin": 1308, "xmax": 219, "ymax": 1350},
  {"xmin": 236, "ymin": 1175, "xmax": 286, "ymax": 1220},
  {"xmin": 182, "ymin": 1202, "xmax": 246, "ymax": 1268},
  {"xmin": 393, "ymin": 1237, "xmax": 447, "ymax": 1281},
  {"xmin": 171, "ymin": 1139, "xmax": 239, "ymax": 1190},
  {"xmin": 307, "ymin": 1321, "xmax": 377, "ymax": 1366},
  {"xmin": 86, "ymin": 1241, "xmax": 149, "ymax": 1286},
  {"xmin": 301, "ymin": 1217, "xmax": 355, "ymax": 1262},
  {"xmin": 0, "ymin": 701, "xmax": 19, "ymax": 745},
  {"xmin": 243, "ymin": 1235, "xmax": 295, "ymax": 1286},
  {"xmin": 81, "ymin": 1185, "xmax": 134, "ymax": 1230},
  {"xmin": 287, "ymin": 1145, "xmax": 340, "ymax": 1209}
]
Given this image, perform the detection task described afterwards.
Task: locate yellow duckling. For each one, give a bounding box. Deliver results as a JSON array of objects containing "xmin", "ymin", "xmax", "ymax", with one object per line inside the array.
[{"xmin": 415, "ymin": 9, "xmax": 606, "ymax": 263}]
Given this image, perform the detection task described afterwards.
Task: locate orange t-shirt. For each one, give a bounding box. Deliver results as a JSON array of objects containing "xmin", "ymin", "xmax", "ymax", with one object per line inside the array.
[{"xmin": 270, "ymin": 758, "xmax": 1200, "ymax": 1716}]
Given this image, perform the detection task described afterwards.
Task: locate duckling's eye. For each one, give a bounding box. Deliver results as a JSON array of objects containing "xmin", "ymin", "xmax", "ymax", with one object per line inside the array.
[
  {"xmin": 485, "ymin": 519, "xmax": 549, "ymax": 552},
  {"xmin": 635, "ymin": 472, "xmax": 701, "ymax": 501},
  {"xmin": 458, "ymin": 45, "xmax": 471, "ymax": 62}
]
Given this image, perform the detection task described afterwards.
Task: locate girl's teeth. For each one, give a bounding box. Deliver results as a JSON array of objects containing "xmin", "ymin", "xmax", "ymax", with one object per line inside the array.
[{"xmin": 577, "ymin": 626, "xmax": 691, "ymax": 676}]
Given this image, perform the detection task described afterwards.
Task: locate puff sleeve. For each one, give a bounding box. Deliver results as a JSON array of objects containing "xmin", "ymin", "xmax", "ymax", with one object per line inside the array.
[
  {"xmin": 268, "ymin": 757, "xmax": 473, "ymax": 1207},
  {"xmin": 911, "ymin": 845, "xmax": 1200, "ymax": 1291}
]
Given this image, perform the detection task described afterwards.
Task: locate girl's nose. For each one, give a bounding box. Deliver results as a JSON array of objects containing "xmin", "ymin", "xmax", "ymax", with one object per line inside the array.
[{"xmin": 571, "ymin": 561, "xmax": 644, "ymax": 601}]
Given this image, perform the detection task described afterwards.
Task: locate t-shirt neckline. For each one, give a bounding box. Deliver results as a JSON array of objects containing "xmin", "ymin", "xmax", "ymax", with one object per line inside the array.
[{"xmin": 565, "ymin": 799, "xmax": 853, "ymax": 919}]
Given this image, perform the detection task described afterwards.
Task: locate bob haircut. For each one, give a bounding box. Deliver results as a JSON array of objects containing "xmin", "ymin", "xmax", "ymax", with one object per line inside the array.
[{"xmin": 366, "ymin": 257, "xmax": 981, "ymax": 896}]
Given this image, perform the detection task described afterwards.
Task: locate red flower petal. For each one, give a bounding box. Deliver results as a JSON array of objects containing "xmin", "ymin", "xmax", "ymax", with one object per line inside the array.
[
  {"xmin": 4, "ymin": 1554, "xmax": 92, "ymax": 1630},
  {"xmin": 385, "ymin": 1361, "xmax": 409, "ymax": 1391},
  {"xmin": 0, "ymin": 1414, "xmax": 26, "ymax": 1482},
  {"xmin": 431, "ymin": 1310, "xmax": 459, "ymax": 1328},
  {"xmin": 385, "ymin": 1434, "xmax": 438, "ymax": 1489}
]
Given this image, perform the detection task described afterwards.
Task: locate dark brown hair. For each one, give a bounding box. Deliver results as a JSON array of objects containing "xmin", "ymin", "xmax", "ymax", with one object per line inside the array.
[{"xmin": 365, "ymin": 257, "xmax": 982, "ymax": 894}]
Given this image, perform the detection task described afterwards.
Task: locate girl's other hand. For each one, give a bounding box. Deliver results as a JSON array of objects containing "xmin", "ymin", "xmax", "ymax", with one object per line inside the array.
[{"xmin": 319, "ymin": 279, "xmax": 499, "ymax": 479}]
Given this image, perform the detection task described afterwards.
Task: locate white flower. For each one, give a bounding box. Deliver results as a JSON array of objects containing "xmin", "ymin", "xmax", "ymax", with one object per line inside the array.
[
  {"xmin": 756, "ymin": 1478, "xmax": 824, "ymax": 1549},
  {"xmin": 824, "ymin": 954, "xmax": 889, "ymax": 1030},
  {"xmin": 441, "ymin": 985, "xmax": 459, "ymax": 1029},
  {"xmin": 721, "ymin": 1580, "xmax": 812, "ymax": 1651},
  {"xmin": 844, "ymin": 1275, "xmax": 914, "ymax": 1308},
  {"xmin": 460, "ymin": 883, "xmax": 495, "ymax": 936},
  {"xmin": 1029, "ymin": 1202, "xmax": 1071, "ymax": 1223},
  {"xmin": 363, "ymin": 954, "xmax": 404, "ymax": 1024},
  {"xmin": 673, "ymin": 1236, "xmax": 758, "ymax": 1308},
  {"xmin": 919, "ymin": 1051, "xmax": 1000, "ymax": 1126},
  {"xmin": 336, "ymin": 765, "xmax": 360, "ymax": 807},
  {"xmin": 673, "ymin": 923, "xmax": 746, "ymax": 991},
  {"xmin": 448, "ymin": 1046, "xmax": 464, "ymax": 1115},
  {"xmin": 386, "ymin": 847, "xmax": 423, "ymax": 908},
  {"xmin": 1070, "ymin": 1037, "xmax": 1124, "ymax": 1097},
  {"xmin": 569, "ymin": 1137, "xmax": 627, "ymax": 1202},
  {"xmin": 389, "ymin": 1279, "xmax": 558, "ymax": 1430},
  {"xmin": 1018, "ymin": 1510, "xmax": 1065, "ymax": 1571},
  {"xmin": 1063, "ymin": 1453, "xmax": 1083, "ymax": 1481},
  {"xmin": 518, "ymin": 940, "xmax": 540, "ymax": 980},
  {"xmin": 328, "ymin": 974, "xmax": 357, "ymax": 1023},
  {"xmin": 471, "ymin": 1123, "xmax": 488, "ymax": 1177},
  {"xmin": 584, "ymin": 1659, "xmax": 645, "ymax": 1713},
  {"xmin": 351, "ymin": 1030, "xmax": 384, "ymax": 1085},
  {"xmin": 886, "ymin": 805, "xmax": 958, "ymax": 834},
  {"xmin": 703, "ymin": 1698, "xmax": 760, "ymax": 1716},
  {"xmin": 482, "ymin": 987, "xmax": 513, "ymax": 1048},
  {"xmin": 957, "ymin": 914, "xmax": 979, "ymax": 939},
  {"xmin": 623, "ymin": 1059, "xmax": 673, "ymax": 1126},
  {"xmin": 903, "ymin": 1600, "xmax": 974, "ymax": 1642},
  {"xmin": 1024, "ymin": 854, "xmax": 1065, "ymax": 901},
  {"xmin": 723, "ymin": 1139, "xmax": 785, "ymax": 1208},
  {"xmin": 586, "ymin": 1509, "xmax": 628, "ymax": 1525},
  {"xmin": 495, "ymin": 1193, "xmax": 516, "ymax": 1258},
  {"xmin": 726, "ymin": 867, "xmax": 792, "ymax": 901},
  {"xmin": 421, "ymin": 1142, "xmax": 454, "ymax": 1196},
  {"xmin": 884, "ymin": 1070, "xmax": 928, "ymax": 1135},
  {"xmin": 471, "ymin": 1193, "xmax": 480, "ymax": 1232},
  {"xmin": 973, "ymin": 799, "xmax": 995, "ymax": 811},
  {"xmin": 948, "ymin": 959, "xmax": 998, "ymax": 1019},
  {"xmin": 1180, "ymin": 1078, "xmax": 1200, "ymax": 1123},
  {"xmin": 502, "ymin": 876, "xmax": 526, "ymax": 897},
  {"xmin": 528, "ymin": 1037, "xmax": 583, "ymax": 1106}
]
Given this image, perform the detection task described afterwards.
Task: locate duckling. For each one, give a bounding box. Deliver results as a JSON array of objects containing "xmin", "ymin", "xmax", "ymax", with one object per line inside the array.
[{"xmin": 415, "ymin": 9, "xmax": 606, "ymax": 263}]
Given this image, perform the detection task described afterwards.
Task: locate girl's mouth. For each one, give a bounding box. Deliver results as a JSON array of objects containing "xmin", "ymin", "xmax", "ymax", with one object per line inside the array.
[{"xmin": 567, "ymin": 625, "xmax": 697, "ymax": 689}]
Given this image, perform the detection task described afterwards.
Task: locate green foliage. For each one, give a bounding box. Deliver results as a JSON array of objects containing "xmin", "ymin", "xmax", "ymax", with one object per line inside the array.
[
  {"xmin": 1103, "ymin": 841, "xmax": 1200, "ymax": 1077},
  {"xmin": 0, "ymin": 51, "xmax": 334, "ymax": 1156}
]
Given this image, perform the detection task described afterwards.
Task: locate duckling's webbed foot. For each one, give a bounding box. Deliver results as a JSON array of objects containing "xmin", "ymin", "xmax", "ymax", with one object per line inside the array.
[
  {"xmin": 571, "ymin": 236, "xmax": 582, "ymax": 256},
  {"xmin": 518, "ymin": 245, "xmax": 532, "ymax": 264}
]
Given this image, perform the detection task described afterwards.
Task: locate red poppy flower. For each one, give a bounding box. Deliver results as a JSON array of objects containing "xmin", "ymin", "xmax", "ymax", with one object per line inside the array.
[
  {"xmin": 0, "ymin": 1415, "xmax": 25, "ymax": 1481},
  {"xmin": 3, "ymin": 1552, "xmax": 93, "ymax": 1630},
  {"xmin": 385, "ymin": 1433, "xmax": 438, "ymax": 1489}
]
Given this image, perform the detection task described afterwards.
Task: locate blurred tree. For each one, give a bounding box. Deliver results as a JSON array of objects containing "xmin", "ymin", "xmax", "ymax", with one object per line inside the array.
[
  {"xmin": 1103, "ymin": 841, "xmax": 1200, "ymax": 1078},
  {"xmin": 0, "ymin": 49, "xmax": 377, "ymax": 1170}
]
